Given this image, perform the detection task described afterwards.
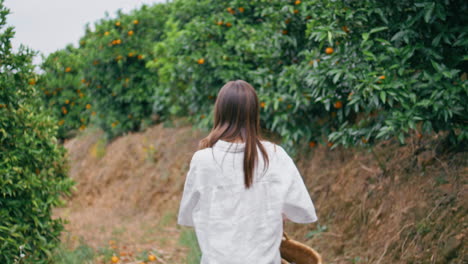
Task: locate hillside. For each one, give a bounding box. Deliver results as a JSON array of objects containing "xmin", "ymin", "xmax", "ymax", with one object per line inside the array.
[{"xmin": 53, "ymin": 117, "xmax": 467, "ymax": 264}]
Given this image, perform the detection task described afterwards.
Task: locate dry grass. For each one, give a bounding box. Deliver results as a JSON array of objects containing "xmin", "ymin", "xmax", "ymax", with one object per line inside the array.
[
  {"xmin": 53, "ymin": 117, "xmax": 206, "ymax": 263},
  {"xmin": 53, "ymin": 117, "xmax": 467, "ymax": 264}
]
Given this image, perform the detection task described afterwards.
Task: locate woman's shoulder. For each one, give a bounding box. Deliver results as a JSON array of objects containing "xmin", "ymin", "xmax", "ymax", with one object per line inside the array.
[
  {"xmin": 259, "ymin": 140, "xmax": 291, "ymax": 161},
  {"xmin": 191, "ymin": 140, "xmax": 289, "ymax": 161},
  {"xmin": 191, "ymin": 148, "xmax": 212, "ymax": 164}
]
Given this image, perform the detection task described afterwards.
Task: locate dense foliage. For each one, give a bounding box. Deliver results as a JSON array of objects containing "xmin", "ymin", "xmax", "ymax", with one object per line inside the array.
[
  {"xmin": 40, "ymin": 0, "xmax": 467, "ymax": 155},
  {"xmin": 0, "ymin": 1, "xmax": 75, "ymax": 263},
  {"xmin": 39, "ymin": 46, "xmax": 90, "ymax": 138}
]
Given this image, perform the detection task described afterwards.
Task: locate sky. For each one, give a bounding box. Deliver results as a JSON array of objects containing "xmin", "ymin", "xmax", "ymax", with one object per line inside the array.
[{"xmin": 5, "ymin": 0, "xmax": 167, "ymax": 66}]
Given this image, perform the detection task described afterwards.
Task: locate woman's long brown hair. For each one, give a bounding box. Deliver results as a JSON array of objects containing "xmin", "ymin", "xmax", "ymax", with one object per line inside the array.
[{"xmin": 198, "ymin": 80, "xmax": 270, "ymax": 189}]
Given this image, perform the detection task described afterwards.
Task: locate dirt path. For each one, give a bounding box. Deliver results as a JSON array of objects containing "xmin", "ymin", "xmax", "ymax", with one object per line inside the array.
[{"xmin": 53, "ymin": 118, "xmax": 205, "ymax": 263}]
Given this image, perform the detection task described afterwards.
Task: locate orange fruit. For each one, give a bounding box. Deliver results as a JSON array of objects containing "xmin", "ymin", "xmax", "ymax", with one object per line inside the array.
[
  {"xmin": 197, "ymin": 58, "xmax": 205, "ymax": 64},
  {"xmin": 28, "ymin": 79, "xmax": 36, "ymax": 85},
  {"xmin": 309, "ymin": 141, "xmax": 316, "ymax": 148},
  {"xmin": 115, "ymin": 21, "xmax": 121, "ymax": 26},
  {"xmin": 128, "ymin": 52, "xmax": 134, "ymax": 57},
  {"xmin": 417, "ymin": 133, "xmax": 423, "ymax": 139},
  {"xmin": 133, "ymin": 19, "xmax": 139, "ymax": 24},
  {"xmin": 128, "ymin": 30, "xmax": 134, "ymax": 36},
  {"xmin": 227, "ymin": 7, "xmax": 233, "ymax": 13},
  {"xmin": 86, "ymin": 104, "xmax": 91, "ymax": 109},
  {"xmin": 378, "ymin": 75, "xmax": 386, "ymax": 80},
  {"xmin": 295, "ymin": 0, "xmax": 301, "ymax": 4},
  {"xmin": 225, "ymin": 22, "xmax": 232, "ymax": 27},
  {"xmin": 111, "ymin": 256, "xmax": 119, "ymax": 263},
  {"xmin": 79, "ymin": 124, "xmax": 86, "ymax": 131},
  {"xmin": 148, "ymin": 254, "xmax": 157, "ymax": 261},
  {"xmin": 285, "ymin": 18, "xmax": 291, "ymax": 24},
  {"xmin": 278, "ymin": 97, "xmax": 283, "ymax": 102},
  {"xmin": 104, "ymin": 31, "xmax": 110, "ymax": 36},
  {"xmin": 306, "ymin": 15, "xmax": 312, "ymax": 20},
  {"xmin": 342, "ymin": 25, "xmax": 350, "ymax": 33},
  {"xmin": 293, "ymin": 9, "xmax": 299, "ymax": 14},
  {"xmin": 217, "ymin": 20, "xmax": 223, "ymax": 26},
  {"xmin": 334, "ymin": 101, "xmax": 343, "ymax": 109},
  {"xmin": 65, "ymin": 99, "xmax": 70, "ymax": 104},
  {"xmin": 282, "ymin": 30, "xmax": 288, "ymax": 35},
  {"xmin": 325, "ymin": 47, "xmax": 334, "ymax": 54},
  {"xmin": 137, "ymin": 54, "xmax": 144, "ymax": 60},
  {"xmin": 260, "ymin": 102, "xmax": 266, "ymax": 108},
  {"xmin": 287, "ymin": 104, "xmax": 292, "ymax": 109},
  {"xmin": 361, "ymin": 137, "xmax": 368, "ymax": 143},
  {"xmin": 91, "ymin": 111, "xmax": 96, "ymax": 116},
  {"xmin": 238, "ymin": 7, "xmax": 245, "ymax": 13},
  {"xmin": 327, "ymin": 142, "xmax": 334, "ymax": 147},
  {"xmin": 65, "ymin": 67, "xmax": 72, "ymax": 72},
  {"xmin": 200, "ymin": 114, "xmax": 205, "ymax": 119},
  {"xmin": 58, "ymin": 120, "xmax": 65, "ymax": 126}
]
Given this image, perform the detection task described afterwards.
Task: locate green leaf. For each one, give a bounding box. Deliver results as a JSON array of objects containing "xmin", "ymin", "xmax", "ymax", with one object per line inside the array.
[
  {"xmin": 370, "ymin": 26, "xmax": 388, "ymax": 34},
  {"xmin": 380, "ymin": 91, "xmax": 386, "ymax": 103},
  {"xmin": 425, "ymin": 2, "xmax": 435, "ymax": 23}
]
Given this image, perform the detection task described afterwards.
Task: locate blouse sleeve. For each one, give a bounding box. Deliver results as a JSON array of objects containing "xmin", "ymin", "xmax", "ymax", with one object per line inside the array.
[
  {"xmin": 282, "ymin": 155, "xmax": 318, "ymax": 224},
  {"xmin": 177, "ymin": 152, "xmax": 201, "ymax": 227}
]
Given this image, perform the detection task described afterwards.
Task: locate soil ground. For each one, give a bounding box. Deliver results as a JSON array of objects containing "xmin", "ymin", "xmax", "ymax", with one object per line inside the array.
[{"xmin": 53, "ymin": 117, "xmax": 467, "ymax": 264}]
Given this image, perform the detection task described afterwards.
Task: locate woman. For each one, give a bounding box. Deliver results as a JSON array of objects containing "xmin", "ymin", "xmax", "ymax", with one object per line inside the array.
[{"xmin": 177, "ymin": 80, "xmax": 318, "ymax": 263}]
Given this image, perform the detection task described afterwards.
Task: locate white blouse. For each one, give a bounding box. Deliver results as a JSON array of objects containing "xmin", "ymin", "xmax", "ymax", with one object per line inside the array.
[{"xmin": 177, "ymin": 139, "xmax": 318, "ymax": 264}]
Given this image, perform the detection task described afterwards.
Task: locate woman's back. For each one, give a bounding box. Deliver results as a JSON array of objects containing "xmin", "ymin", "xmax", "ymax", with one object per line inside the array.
[{"xmin": 178, "ymin": 139, "xmax": 317, "ymax": 264}]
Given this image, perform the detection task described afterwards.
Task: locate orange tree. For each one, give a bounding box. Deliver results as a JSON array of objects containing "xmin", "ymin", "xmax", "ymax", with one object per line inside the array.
[
  {"xmin": 41, "ymin": 0, "xmax": 467, "ymax": 155},
  {"xmin": 298, "ymin": 0, "xmax": 468, "ymax": 148},
  {"xmin": 77, "ymin": 4, "xmax": 170, "ymax": 138},
  {"xmin": 147, "ymin": 0, "xmax": 322, "ymax": 153},
  {"xmin": 148, "ymin": 0, "xmax": 467, "ymax": 155},
  {"xmin": 0, "ymin": 1, "xmax": 75, "ymax": 263},
  {"xmin": 38, "ymin": 46, "xmax": 90, "ymax": 139}
]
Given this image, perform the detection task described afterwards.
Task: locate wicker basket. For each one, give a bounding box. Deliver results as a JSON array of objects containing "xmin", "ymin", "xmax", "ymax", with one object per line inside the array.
[{"xmin": 280, "ymin": 232, "xmax": 322, "ymax": 264}]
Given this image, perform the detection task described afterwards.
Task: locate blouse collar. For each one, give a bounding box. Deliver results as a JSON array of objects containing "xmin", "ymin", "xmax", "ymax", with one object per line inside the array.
[{"xmin": 213, "ymin": 139, "xmax": 246, "ymax": 153}]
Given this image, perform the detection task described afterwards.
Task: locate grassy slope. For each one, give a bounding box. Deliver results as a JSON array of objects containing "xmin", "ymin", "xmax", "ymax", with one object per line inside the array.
[{"xmin": 53, "ymin": 117, "xmax": 467, "ymax": 264}]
